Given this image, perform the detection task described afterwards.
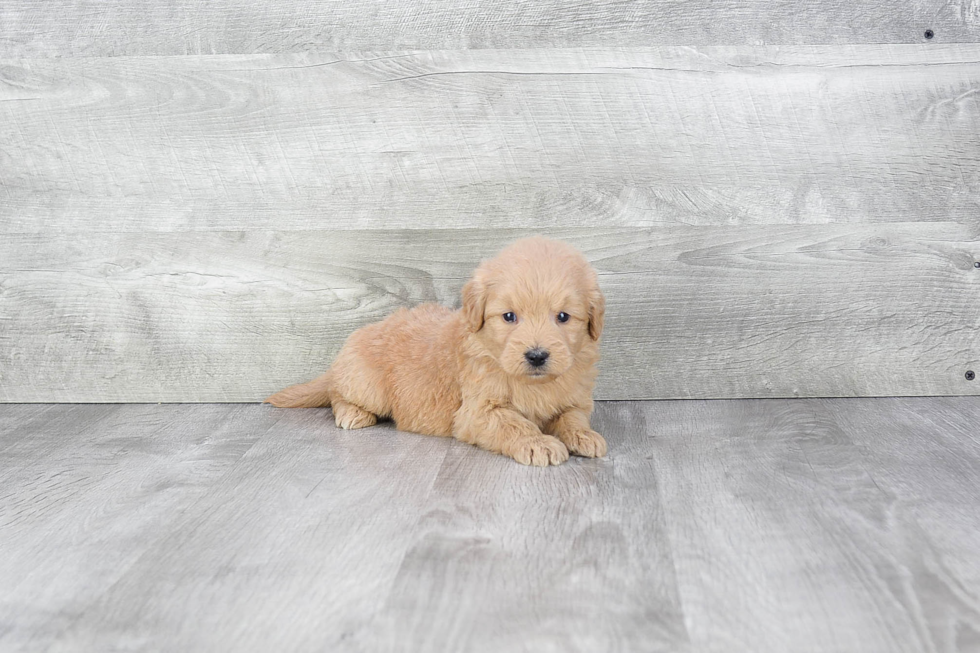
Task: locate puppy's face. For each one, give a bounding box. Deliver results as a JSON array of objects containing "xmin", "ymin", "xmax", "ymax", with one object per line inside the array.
[{"xmin": 462, "ymin": 238, "xmax": 604, "ymax": 382}]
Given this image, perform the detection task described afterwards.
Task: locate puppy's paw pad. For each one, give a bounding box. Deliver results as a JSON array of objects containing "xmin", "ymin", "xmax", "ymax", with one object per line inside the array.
[
  {"xmin": 333, "ymin": 404, "xmax": 377, "ymax": 430},
  {"xmin": 511, "ymin": 436, "xmax": 569, "ymax": 467},
  {"xmin": 561, "ymin": 429, "xmax": 608, "ymax": 458}
]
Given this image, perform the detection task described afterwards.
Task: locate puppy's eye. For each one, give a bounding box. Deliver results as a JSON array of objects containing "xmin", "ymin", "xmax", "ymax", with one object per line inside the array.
[
  {"xmin": 557, "ymin": 311, "xmax": 570, "ymax": 323},
  {"xmin": 503, "ymin": 312, "xmax": 517, "ymax": 323}
]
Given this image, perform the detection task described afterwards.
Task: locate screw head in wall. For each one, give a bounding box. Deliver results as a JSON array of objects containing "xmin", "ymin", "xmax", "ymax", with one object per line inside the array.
[
  {"xmin": 967, "ymin": 370, "xmax": 976, "ymax": 381},
  {"xmin": 924, "ymin": 29, "xmax": 935, "ymax": 39}
]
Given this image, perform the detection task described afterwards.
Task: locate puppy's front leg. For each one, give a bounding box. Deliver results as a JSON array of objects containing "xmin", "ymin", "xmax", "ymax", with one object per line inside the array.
[
  {"xmin": 456, "ymin": 404, "xmax": 569, "ymax": 467},
  {"xmin": 547, "ymin": 408, "xmax": 607, "ymax": 458}
]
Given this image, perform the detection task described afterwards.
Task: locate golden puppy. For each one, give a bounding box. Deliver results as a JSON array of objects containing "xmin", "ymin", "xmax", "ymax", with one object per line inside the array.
[{"xmin": 265, "ymin": 236, "xmax": 606, "ymax": 466}]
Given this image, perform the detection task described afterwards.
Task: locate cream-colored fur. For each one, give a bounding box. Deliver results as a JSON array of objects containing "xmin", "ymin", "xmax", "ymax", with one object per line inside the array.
[{"xmin": 265, "ymin": 237, "xmax": 606, "ymax": 466}]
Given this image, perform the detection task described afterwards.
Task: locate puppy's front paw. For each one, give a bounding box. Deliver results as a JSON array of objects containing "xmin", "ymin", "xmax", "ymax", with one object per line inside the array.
[
  {"xmin": 559, "ymin": 429, "xmax": 608, "ymax": 458},
  {"xmin": 509, "ymin": 436, "xmax": 569, "ymax": 467}
]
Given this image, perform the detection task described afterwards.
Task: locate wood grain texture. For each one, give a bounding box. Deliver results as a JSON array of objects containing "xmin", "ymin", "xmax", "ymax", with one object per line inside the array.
[
  {"xmin": 43, "ymin": 409, "xmax": 451, "ymax": 652},
  {"xmin": 2, "ymin": 0, "xmax": 979, "ymax": 58},
  {"xmin": 3, "ymin": 399, "xmax": 980, "ymax": 651},
  {"xmin": 3, "ymin": 46, "xmax": 980, "ymax": 232},
  {"xmin": 0, "ymin": 404, "xmax": 271, "ymax": 651},
  {"xmin": 0, "ymin": 226, "xmax": 977, "ymax": 402},
  {"xmin": 355, "ymin": 403, "xmax": 687, "ymax": 652},
  {"xmin": 830, "ymin": 396, "xmax": 980, "ymax": 650},
  {"xmin": 647, "ymin": 397, "xmax": 980, "ymax": 652},
  {"xmin": 0, "ymin": 404, "xmax": 451, "ymax": 651}
]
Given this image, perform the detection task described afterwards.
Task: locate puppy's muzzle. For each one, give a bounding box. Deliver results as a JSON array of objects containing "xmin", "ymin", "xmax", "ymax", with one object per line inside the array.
[{"xmin": 524, "ymin": 348, "xmax": 550, "ymax": 368}]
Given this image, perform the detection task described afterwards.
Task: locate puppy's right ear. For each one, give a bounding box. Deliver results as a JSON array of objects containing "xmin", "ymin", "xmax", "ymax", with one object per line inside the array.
[
  {"xmin": 461, "ymin": 270, "xmax": 488, "ymax": 332},
  {"xmin": 586, "ymin": 272, "xmax": 605, "ymax": 342}
]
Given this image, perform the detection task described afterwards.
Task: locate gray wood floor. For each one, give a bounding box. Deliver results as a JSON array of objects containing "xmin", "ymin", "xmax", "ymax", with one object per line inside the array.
[{"xmin": 2, "ymin": 399, "xmax": 979, "ymax": 652}]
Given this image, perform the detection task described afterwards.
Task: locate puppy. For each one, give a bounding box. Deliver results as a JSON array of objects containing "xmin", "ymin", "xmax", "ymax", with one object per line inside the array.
[{"xmin": 265, "ymin": 236, "xmax": 606, "ymax": 466}]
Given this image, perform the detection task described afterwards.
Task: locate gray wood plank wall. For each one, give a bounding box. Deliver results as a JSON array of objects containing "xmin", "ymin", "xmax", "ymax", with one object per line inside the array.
[
  {"xmin": 2, "ymin": 0, "xmax": 979, "ymax": 56},
  {"xmin": 1, "ymin": 6, "xmax": 978, "ymax": 401}
]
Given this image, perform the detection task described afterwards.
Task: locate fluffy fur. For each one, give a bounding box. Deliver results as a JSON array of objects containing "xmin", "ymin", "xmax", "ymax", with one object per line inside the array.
[{"xmin": 265, "ymin": 236, "xmax": 606, "ymax": 466}]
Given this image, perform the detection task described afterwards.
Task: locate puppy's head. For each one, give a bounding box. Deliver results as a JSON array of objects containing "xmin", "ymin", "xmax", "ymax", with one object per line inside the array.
[{"xmin": 461, "ymin": 237, "xmax": 604, "ymax": 381}]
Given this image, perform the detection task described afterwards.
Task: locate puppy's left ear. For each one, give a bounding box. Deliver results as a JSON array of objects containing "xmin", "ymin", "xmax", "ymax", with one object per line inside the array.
[
  {"xmin": 587, "ymin": 277, "xmax": 605, "ymax": 341},
  {"xmin": 461, "ymin": 269, "xmax": 489, "ymax": 332}
]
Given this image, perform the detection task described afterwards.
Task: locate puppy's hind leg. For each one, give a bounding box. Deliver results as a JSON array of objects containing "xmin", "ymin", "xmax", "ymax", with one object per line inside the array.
[
  {"xmin": 332, "ymin": 400, "xmax": 378, "ymax": 430},
  {"xmin": 266, "ymin": 369, "xmax": 379, "ymax": 429}
]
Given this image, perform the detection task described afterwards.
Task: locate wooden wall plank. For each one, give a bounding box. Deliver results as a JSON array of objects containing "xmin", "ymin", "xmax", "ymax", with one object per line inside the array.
[
  {"xmin": 1, "ymin": 0, "xmax": 978, "ymax": 58},
  {"xmin": 3, "ymin": 46, "xmax": 980, "ymax": 233},
  {"xmin": 0, "ymin": 226, "xmax": 976, "ymax": 402}
]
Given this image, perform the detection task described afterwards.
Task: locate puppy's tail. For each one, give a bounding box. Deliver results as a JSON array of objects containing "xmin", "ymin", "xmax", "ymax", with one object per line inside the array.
[{"xmin": 264, "ymin": 371, "xmax": 334, "ymax": 408}]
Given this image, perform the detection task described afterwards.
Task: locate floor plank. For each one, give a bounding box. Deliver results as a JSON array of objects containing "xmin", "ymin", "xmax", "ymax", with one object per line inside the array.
[
  {"xmin": 2, "ymin": 399, "xmax": 980, "ymax": 652},
  {"xmin": 0, "ymin": 405, "xmax": 270, "ymax": 651},
  {"xmin": 40, "ymin": 408, "xmax": 451, "ymax": 652},
  {"xmin": 356, "ymin": 401, "xmax": 688, "ymax": 652},
  {"xmin": 649, "ymin": 399, "xmax": 946, "ymax": 652},
  {"xmin": 830, "ymin": 397, "xmax": 980, "ymax": 651}
]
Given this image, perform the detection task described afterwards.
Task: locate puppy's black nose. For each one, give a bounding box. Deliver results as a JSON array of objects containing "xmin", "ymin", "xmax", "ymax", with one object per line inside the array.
[{"xmin": 525, "ymin": 348, "xmax": 549, "ymax": 368}]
